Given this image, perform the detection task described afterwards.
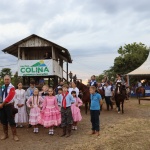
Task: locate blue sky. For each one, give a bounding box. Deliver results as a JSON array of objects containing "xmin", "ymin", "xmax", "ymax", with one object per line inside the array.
[{"xmin": 0, "ymin": 0, "xmax": 150, "ymax": 83}]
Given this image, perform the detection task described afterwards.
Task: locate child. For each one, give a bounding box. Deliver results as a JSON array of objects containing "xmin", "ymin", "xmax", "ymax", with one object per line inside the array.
[
  {"xmin": 55, "ymin": 88, "xmax": 63, "ymax": 111},
  {"xmin": 89, "ymin": 86, "xmax": 103, "ymax": 136},
  {"xmin": 58, "ymin": 84, "xmax": 75, "ymax": 137},
  {"xmin": 25, "ymin": 80, "xmax": 36, "ymax": 128},
  {"xmin": 71, "ymin": 91, "xmax": 83, "ymax": 130},
  {"xmin": 40, "ymin": 88, "xmax": 61, "ymax": 135},
  {"xmin": 40, "ymin": 85, "xmax": 49, "ymax": 98},
  {"xmin": 14, "ymin": 82, "xmax": 28, "ymax": 128},
  {"xmin": 26, "ymin": 88, "xmax": 43, "ymax": 133},
  {"xmin": 90, "ymin": 75, "xmax": 97, "ymax": 87},
  {"xmin": 103, "ymin": 81, "xmax": 113, "ymax": 111}
]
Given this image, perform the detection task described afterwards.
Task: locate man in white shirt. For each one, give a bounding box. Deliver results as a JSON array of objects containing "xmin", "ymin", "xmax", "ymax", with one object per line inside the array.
[{"xmin": 137, "ymin": 80, "xmax": 142, "ymax": 87}]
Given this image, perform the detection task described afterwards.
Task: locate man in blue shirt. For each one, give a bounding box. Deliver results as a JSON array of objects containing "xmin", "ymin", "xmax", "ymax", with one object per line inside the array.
[
  {"xmin": 58, "ymin": 84, "xmax": 75, "ymax": 137},
  {"xmin": 90, "ymin": 86, "xmax": 103, "ymax": 136}
]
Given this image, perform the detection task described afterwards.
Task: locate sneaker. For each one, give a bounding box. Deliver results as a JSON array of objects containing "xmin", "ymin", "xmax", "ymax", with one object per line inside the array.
[
  {"xmin": 74, "ymin": 126, "xmax": 77, "ymax": 130},
  {"xmin": 49, "ymin": 130, "xmax": 52, "ymax": 135},
  {"xmin": 20, "ymin": 125, "xmax": 23, "ymax": 128},
  {"xmin": 51, "ymin": 131, "xmax": 54, "ymax": 135},
  {"xmin": 33, "ymin": 128, "xmax": 36, "ymax": 133},
  {"xmin": 72, "ymin": 126, "xmax": 75, "ymax": 130},
  {"xmin": 36, "ymin": 128, "xmax": 39, "ymax": 133}
]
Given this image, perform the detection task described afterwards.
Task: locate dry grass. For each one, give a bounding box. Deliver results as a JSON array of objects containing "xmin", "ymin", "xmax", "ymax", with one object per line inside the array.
[
  {"xmin": 65, "ymin": 118, "xmax": 150, "ymax": 150},
  {"xmin": 0, "ymin": 98, "xmax": 150, "ymax": 150}
]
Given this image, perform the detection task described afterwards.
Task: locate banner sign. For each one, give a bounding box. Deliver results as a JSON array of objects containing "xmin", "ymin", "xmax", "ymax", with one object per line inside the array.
[{"xmin": 18, "ymin": 60, "xmax": 53, "ymax": 76}]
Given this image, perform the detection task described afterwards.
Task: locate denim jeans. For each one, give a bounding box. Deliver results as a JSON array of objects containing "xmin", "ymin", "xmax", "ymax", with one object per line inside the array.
[
  {"xmin": 90, "ymin": 110, "xmax": 100, "ymax": 131},
  {"xmin": 105, "ymin": 96, "xmax": 112, "ymax": 110}
]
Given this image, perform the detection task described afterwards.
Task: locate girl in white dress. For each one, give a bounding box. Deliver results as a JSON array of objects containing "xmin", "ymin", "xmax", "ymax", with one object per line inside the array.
[{"xmin": 14, "ymin": 82, "xmax": 28, "ymax": 127}]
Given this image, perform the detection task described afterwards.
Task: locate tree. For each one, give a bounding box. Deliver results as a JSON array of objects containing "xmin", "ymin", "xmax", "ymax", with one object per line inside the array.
[
  {"xmin": 113, "ymin": 42, "xmax": 149, "ymax": 74},
  {"xmin": 97, "ymin": 42, "xmax": 149, "ymax": 83},
  {"xmin": 11, "ymin": 72, "xmax": 22, "ymax": 88},
  {"xmin": 0, "ymin": 68, "xmax": 12, "ymax": 78}
]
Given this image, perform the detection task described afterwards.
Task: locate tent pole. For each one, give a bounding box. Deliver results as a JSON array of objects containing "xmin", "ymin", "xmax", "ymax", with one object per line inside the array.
[{"xmin": 127, "ymin": 75, "xmax": 130, "ymax": 86}]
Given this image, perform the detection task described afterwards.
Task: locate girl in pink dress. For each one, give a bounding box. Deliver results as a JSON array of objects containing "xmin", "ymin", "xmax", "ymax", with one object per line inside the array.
[
  {"xmin": 40, "ymin": 87, "xmax": 61, "ymax": 135},
  {"xmin": 71, "ymin": 91, "xmax": 83, "ymax": 130},
  {"xmin": 26, "ymin": 88, "xmax": 43, "ymax": 133}
]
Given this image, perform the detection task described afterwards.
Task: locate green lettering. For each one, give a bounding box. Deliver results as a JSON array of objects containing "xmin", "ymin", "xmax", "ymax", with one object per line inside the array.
[
  {"xmin": 21, "ymin": 68, "xmax": 25, "ymax": 73},
  {"xmin": 32, "ymin": 67, "xmax": 35, "ymax": 73},
  {"xmin": 44, "ymin": 67, "xmax": 49, "ymax": 72},
  {"xmin": 38, "ymin": 67, "xmax": 43, "ymax": 73},
  {"xmin": 26, "ymin": 68, "xmax": 31, "ymax": 73}
]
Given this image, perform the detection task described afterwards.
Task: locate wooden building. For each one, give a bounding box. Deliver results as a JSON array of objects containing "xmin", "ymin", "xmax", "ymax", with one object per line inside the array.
[{"xmin": 2, "ymin": 34, "xmax": 72, "ymax": 88}]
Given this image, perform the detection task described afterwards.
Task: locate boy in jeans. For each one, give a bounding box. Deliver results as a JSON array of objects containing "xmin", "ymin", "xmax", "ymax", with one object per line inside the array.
[{"xmin": 89, "ymin": 86, "xmax": 103, "ymax": 136}]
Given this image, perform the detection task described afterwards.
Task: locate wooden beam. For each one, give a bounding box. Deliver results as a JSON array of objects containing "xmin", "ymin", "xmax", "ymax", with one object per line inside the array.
[
  {"xmin": 18, "ymin": 47, "xmax": 20, "ymax": 60},
  {"xmin": 22, "ymin": 49, "xmax": 25, "ymax": 60},
  {"xmin": 66, "ymin": 62, "xmax": 68, "ymax": 82}
]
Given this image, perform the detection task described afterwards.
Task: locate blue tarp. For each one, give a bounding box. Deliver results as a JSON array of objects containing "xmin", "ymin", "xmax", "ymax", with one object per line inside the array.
[{"xmin": 130, "ymin": 86, "xmax": 150, "ymax": 97}]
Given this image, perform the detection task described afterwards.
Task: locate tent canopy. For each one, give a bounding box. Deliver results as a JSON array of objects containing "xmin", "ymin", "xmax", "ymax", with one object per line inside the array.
[{"xmin": 127, "ymin": 51, "xmax": 150, "ymax": 75}]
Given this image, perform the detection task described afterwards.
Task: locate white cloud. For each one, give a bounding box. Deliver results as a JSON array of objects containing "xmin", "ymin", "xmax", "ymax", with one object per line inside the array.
[{"xmin": 0, "ymin": 0, "xmax": 150, "ymax": 81}]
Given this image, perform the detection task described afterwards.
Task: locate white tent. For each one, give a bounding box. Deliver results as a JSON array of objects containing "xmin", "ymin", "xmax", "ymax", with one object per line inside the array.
[{"xmin": 127, "ymin": 50, "xmax": 150, "ymax": 85}]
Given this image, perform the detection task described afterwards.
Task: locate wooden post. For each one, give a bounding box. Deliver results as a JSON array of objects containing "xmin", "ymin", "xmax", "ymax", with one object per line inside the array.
[
  {"xmin": 66, "ymin": 62, "xmax": 68, "ymax": 82},
  {"xmin": 18, "ymin": 47, "xmax": 20, "ymax": 59},
  {"xmin": 60, "ymin": 59, "xmax": 63, "ymax": 79},
  {"xmin": 28, "ymin": 77, "xmax": 30, "ymax": 85},
  {"xmin": 48, "ymin": 77, "xmax": 50, "ymax": 86},
  {"xmin": 127, "ymin": 75, "xmax": 130, "ymax": 86},
  {"xmin": 54, "ymin": 76, "xmax": 58, "ymax": 88},
  {"xmin": 22, "ymin": 49, "xmax": 25, "ymax": 60},
  {"xmin": 23, "ymin": 77, "xmax": 25, "ymax": 85}
]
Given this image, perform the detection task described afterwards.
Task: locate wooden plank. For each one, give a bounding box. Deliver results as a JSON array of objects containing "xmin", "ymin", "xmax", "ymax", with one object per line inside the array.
[
  {"xmin": 139, "ymin": 97, "xmax": 150, "ymax": 104},
  {"xmin": 18, "ymin": 37, "xmax": 51, "ymax": 47},
  {"xmin": 22, "ymin": 49, "xmax": 25, "ymax": 60},
  {"xmin": 18, "ymin": 47, "xmax": 20, "ymax": 59}
]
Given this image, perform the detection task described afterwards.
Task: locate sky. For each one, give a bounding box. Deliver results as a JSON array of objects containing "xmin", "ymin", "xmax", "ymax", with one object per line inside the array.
[{"xmin": 0, "ymin": 0, "xmax": 150, "ymax": 83}]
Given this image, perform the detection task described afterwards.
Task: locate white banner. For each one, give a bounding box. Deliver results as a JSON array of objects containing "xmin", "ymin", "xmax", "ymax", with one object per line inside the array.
[
  {"xmin": 18, "ymin": 60, "xmax": 53, "ymax": 76},
  {"xmin": 53, "ymin": 60, "xmax": 63, "ymax": 78}
]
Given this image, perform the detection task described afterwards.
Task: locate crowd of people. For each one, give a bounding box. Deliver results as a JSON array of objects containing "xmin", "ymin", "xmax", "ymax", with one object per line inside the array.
[
  {"xmin": 0, "ymin": 73, "xmax": 127, "ymax": 142},
  {"xmin": 0, "ymin": 75, "xmax": 85, "ymax": 141}
]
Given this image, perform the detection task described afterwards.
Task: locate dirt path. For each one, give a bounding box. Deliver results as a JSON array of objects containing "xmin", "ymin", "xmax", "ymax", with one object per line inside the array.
[{"xmin": 0, "ymin": 98, "xmax": 150, "ymax": 150}]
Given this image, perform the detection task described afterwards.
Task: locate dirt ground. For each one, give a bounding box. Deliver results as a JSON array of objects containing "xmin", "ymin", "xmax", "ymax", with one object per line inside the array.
[{"xmin": 0, "ymin": 98, "xmax": 150, "ymax": 150}]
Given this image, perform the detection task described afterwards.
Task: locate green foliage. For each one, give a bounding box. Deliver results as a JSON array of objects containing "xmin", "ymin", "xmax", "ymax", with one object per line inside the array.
[
  {"xmin": 96, "ymin": 74, "xmax": 104, "ymax": 82},
  {"xmin": 11, "ymin": 72, "xmax": 22, "ymax": 88},
  {"xmin": 114, "ymin": 42, "xmax": 149, "ymax": 74},
  {"xmin": 0, "ymin": 68, "xmax": 12, "ymax": 78},
  {"xmin": 0, "ymin": 68, "xmax": 12, "ymax": 85},
  {"xmin": 98, "ymin": 42, "xmax": 149, "ymax": 82}
]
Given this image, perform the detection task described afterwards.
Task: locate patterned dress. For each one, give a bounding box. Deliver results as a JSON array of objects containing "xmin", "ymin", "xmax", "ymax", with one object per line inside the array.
[
  {"xmin": 26, "ymin": 96, "xmax": 43, "ymax": 125},
  {"xmin": 39, "ymin": 96, "xmax": 61, "ymax": 128},
  {"xmin": 71, "ymin": 97, "xmax": 83, "ymax": 122}
]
